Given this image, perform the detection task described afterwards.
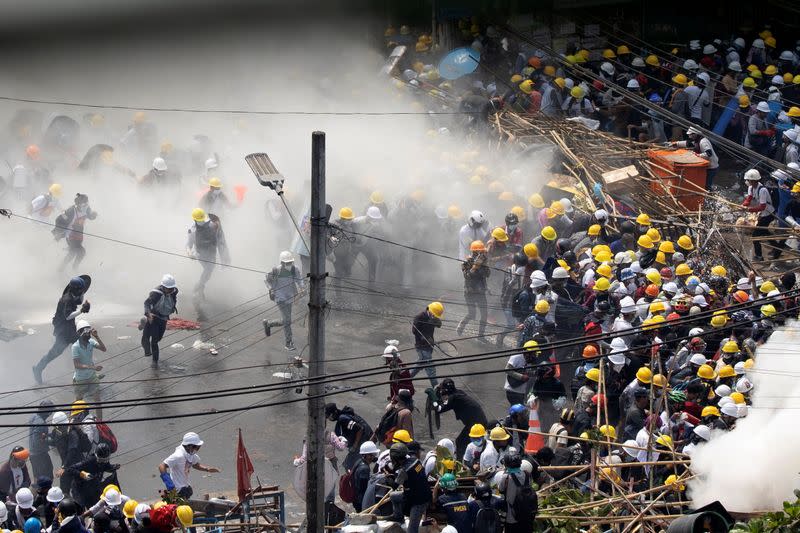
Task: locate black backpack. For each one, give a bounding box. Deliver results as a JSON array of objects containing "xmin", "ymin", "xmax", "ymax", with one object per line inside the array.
[
  {"xmin": 511, "ymin": 287, "xmax": 533, "ymax": 319},
  {"xmin": 473, "ymin": 500, "xmax": 500, "ymax": 533},
  {"xmin": 509, "ymin": 473, "xmax": 538, "ymax": 525},
  {"xmin": 374, "ymin": 408, "xmax": 400, "ymax": 445}
]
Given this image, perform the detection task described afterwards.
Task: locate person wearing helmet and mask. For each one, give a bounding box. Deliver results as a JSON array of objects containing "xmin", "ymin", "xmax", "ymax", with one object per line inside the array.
[
  {"xmin": 62, "ymin": 444, "xmax": 120, "ymax": 507},
  {"xmin": 351, "ymin": 441, "xmax": 379, "ymax": 513},
  {"xmin": 457, "ymin": 241, "xmax": 491, "ymax": 341},
  {"xmin": 499, "ymin": 252, "xmax": 529, "ymax": 348},
  {"xmin": 745, "ymin": 101, "xmax": 775, "ymax": 156},
  {"xmin": 502, "ymin": 404, "xmax": 530, "ymax": 451},
  {"xmin": 458, "ymin": 210, "xmax": 491, "ymax": 260},
  {"xmin": 198, "ymin": 177, "xmax": 233, "ymax": 214},
  {"xmin": 186, "ymin": 207, "xmax": 230, "ymax": 300},
  {"xmin": 324, "ymin": 402, "xmax": 373, "ymax": 471},
  {"xmin": 495, "ymin": 452, "xmax": 537, "ymax": 533},
  {"xmin": 158, "ymin": 433, "xmax": 219, "ymax": 500},
  {"xmin": 264, "ymin": 251, "xmax": 305, "ymax": 351},
  {"xmin": 138, "ymin": 157, "xmax": 179, "ymax": 188},
  {"xmin": 70, "ymin": 320, "xmax": 107, "ymax": 419},
  {"xmin": 30, "ymin": 183, "xmax": 63, "ymax": 222},
  {"xmin": 462, "ymin": 424, "xmax": 487, "ymax": 472},
  {"xmin": 479, "ymin": 426, "xmax": 516, "ymax": 471},
  {"xmin": 411, "ymin": 303, "xmax": 443, "ymax": 387},
  {"xmin": 518, "ymin": 300, "xmax": 554, "ymax": 346},
  {"xmin": 141, "ymin": 274, "xmax": 178, "ymax": 367},
  {"xmin": 385, "ymin": 442, "xmax": 431, "ymax": 533},
  {"xmin": 0, "ymin": 447, "xmax": 31, "ymax": 504},
  {"xmin": 669, "ymin": 127, "xmax": 719, "ymax": 188},
  {"xmin": 742, "ymin": 168, "xmax": 782, "ymax": 260},
  {"xmin": 381, "ymin": 342, "xmax": 415, "ymax": 401},
  {"xmin": 429, "ymin": 379, "xmax": 488, "ymax": 459},
  {"xmin": 54, "ymin": 193, "xmax": 97, "ymax": 272},
  {"xmin": 504, "ymin": 341, "xmax": 540, "ymax": 406},
  {"xmin": 28, "ymin": 401, "xmax": 55, "ymax": 480},
  {"xmin": 432, "ymin": 472, "xmax": 470, "ymax": 533}
]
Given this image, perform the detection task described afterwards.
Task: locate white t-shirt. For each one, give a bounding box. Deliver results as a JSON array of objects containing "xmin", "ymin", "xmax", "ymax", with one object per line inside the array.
[
  {"xmin": 164, "ymin": 445, "xmax": 200, "ymax": 489},
  {"xmin": 503, "ymin": 354, "xmax": 527, "ymax": 393},
  {"xmin": 747, "ymin": 184, "xmax": 775, "ymax": 217}
]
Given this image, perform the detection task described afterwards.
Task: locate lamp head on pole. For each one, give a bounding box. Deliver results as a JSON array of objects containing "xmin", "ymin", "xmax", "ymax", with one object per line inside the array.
[{"xmin": 245, "ymin": 152, "xmax": 285, "ymax": 194}]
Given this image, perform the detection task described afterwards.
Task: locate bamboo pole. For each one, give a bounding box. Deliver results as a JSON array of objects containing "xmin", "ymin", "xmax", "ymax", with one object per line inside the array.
[{"xmin": 504, "ymin": 427, "xmax": 690, "ymax": 458}]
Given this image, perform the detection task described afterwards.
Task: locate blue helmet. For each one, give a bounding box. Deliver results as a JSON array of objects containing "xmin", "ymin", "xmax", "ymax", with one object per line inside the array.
[
  {"xmin": 25, "ymin": 517, "xmax": 43, "ymax": 533},
  {"xmin": 648, "ymin": 93, "xmax": 663, "ymax": 104},
  {"xmin": 509, "ymin": 403, "xmax": 527, "ymax": 416},
  {"xmin": 69, "ymin": 277, "xmax": 85, "ymax": 290},
  {"xmin": 620, "ymin": 268, "xmax": 635, "ymax": 281}
]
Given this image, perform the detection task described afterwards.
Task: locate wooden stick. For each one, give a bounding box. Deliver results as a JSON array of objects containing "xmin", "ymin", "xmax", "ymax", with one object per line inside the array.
[{"xmin": 504, "ymin": 427, "xmax": 689, "ymax": 457}]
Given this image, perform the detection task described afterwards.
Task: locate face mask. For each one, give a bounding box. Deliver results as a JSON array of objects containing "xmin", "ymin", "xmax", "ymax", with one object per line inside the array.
[
  {"xmin": 210, "ymin": 189, "xmax": 221, "ymax": 196},
  {"xmin": 471, "ymin": 438, "xmax": 484, "ymax": 447},
  {"xmin": 507, "ymin": 224, "xmax": 517, "ymax": 232},
  {"xmin": 506, "ymin": 467, "xmax": 521, "ymax": 474},
  {"xmin": 613, "ymin": 363, "xmax": 624, "ymax": 372}
]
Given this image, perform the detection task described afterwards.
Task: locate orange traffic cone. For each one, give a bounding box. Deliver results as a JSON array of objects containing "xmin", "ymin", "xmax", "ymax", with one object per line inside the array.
[{"xmin": 525, "ymin": 394, "xmax": 545, "ymax": 454}]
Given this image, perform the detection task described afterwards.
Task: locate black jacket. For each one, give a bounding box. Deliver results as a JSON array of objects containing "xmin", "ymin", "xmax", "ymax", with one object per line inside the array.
[
  {"xmin": 438, "ymin": 390, "xmax": 488, "ymax": 427},
  {"xmin": 412, "ymin": 310, "xmax": 441, "ymax": 349}
]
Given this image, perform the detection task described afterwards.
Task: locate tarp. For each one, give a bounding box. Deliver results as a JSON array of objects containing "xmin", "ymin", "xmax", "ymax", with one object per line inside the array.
[{"xmin": 438, "ymin": 47, "xmax": 480, "ymax": 80}]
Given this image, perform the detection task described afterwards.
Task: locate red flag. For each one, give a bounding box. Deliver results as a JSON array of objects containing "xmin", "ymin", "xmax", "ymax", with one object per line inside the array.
[{"xmin": 236, "ymin": 428, "xmax": 255, "ymax": 502}]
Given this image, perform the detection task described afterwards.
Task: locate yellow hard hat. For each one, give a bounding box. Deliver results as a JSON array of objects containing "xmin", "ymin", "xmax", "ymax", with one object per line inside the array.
[
  {"xmin": 730, "ymin": 392, "xmax": 746, "ymax": 405},
  {"xmin": 675, "ymin": 263, "xmax": 693, "ymax": 276},
  {"xmin": 577, "ymin": 49, "xmax": 590, "ymax": 61},
  {"xmin": 208, "ymin": 177, "xmax": 222, "ymax": 188},
  {"xmin": 498, "ymin": 191, "xmax": 514, "ymax": 201},
  {"xmin": 428, "ymin": 301, "xmax": 444, "ymax": 319},
  {"xmin": 596, "ymin": 263, "xmax": 612, "ymax": 279},
  {"xmin": 523, "ymin": 243, "xmax": 538, "ymax": 259},
  {"xmin": 636, "ymin": 213, "xmax": 652, "ymax": 226},
  {"xmin": 469, "ymin": 423, "xmax": 486, "ymax": 438},
  {"xmin": 370, "ymin": 191, "xmax": 384, "ymax": 204},
  {"xmin": 655, "ymin": 434, "xmax": 673, "ymax": 448},
  {"xmin": 339, "ymin": 207, "xmax": 354, "ymax": 220},
  {"xmin": 617, "ymin": 45, "xmax": 631, "ymax": 55},
  {"xmin": 672, "ymin": 73, "xmax": 688, "ymax": 85},
  {"xmin": 541, "ymin": 226, "xmax": 557, "ymax": 241},
  {"xmin": 760, "ymin": 304, "xmax": 777, "ymax": 317},
  {"xmin": 665, "ymin": 474, "xmax": 685, "ymax": 491},
  {"xmin": 488, "ymin": 180, "xmax": 504, "ymax": 193},
  {"xmin": 511, "ymin": 74, "xmax": 523, "ymax": 84},
  {"xmin": 599, "ymin": 424, "xmax": 617, "ymax": 439},
  {"xmin": 70, "ymin": 400, "xmax": 88, "ymax": 418},
  {"xmin": 415, "ymin": 42, "xmax": 429, "ymax": 53},
  {"xmin": 711, "ymin": 265, "xmax": 727, "ymax": 277},
  {"xmin": 702, "ymin": 406, "xmax": 720, "ymax": 418},
  {"xmin": 658, "ymin": 241, "xmax": 675, "ymax": 254},
  {"xmin": 511, "ymin": 205, "xmax": 526, "ymax": 220},
  {"xmin": 176, "ymin": 505, "xmax": 194, "ymax": 527},
  {"xmin": 549, "ymin": 200, "xmax": 565, "ymax": 216},
  {"xmin": 588, "ymin": 224, "xmax": 601, "ymax": 236},
  {"xmin": 759, "ymin": 280, "xmax": 776, "ymax": 294},
  {"xmin": 722, "ymin": 340, "xmax": 740, "ymax": 353},
  {"xmin": 448, "ymin": 205, "xmax": 462, "ymax": 219},
  {"xmin": 794, "ymin": 75, "xmax": 800, "ymax": 84},
  {"xmin": 392, "ymin": 429, "xmax": 413, "ymax": 443},
  {"xmin": 543, "ymin": 65, "xmax": 556, "ymax": 77},
  {"xmin": 646, "ymin": 228, "xmax": 661, "ymax": 243},
  {"xmin": 710, "ymin": 313, "xmax": 728, "ymax": 328},
  {"xmin": 557, "ymin": 259, "xmax": 570, "ymax": 271},
  {"xmin": 751, "ymin": 69, "xmax": 762, "ymax": 79},
  {"xmin": 649, "ymin": 301, "xmax": 666, "ymax": 314},
  {"xmin": 765, "ymin": 36, "xmax": 776, "ymax": 48},
  {"xmin": 528, "ymin": 193, "xmax": 545, "ymax": 208},
  {"xmin": 519, "ymin": 80, "xmax": 534, "ymax": 94},
  {"xmin": 719, "ymin": 365, "xmax": 736, "ymax": 378},
  {"xmin": 637, "ymin": 235, "xmax": 654, "ymax": 249},
  {"xmin": 523, "ymin": 340, "xmax": 541, "ymax": 352},
  {"xmin": 646, "ymin": 54, "xmax": 659, "ymax": 67},
  {"xmin": 654, "ymin": 251, "xmax": 666, "ymax": 265},
  {"xmin": 742, "ymin": 78, "xmax": 756, "ymax": 89},
  {"xmin": 160, "ymin": 141, "xmax": 174, "ymax": 154},
  {"xmin": 153, "ymin": 501, "xmax": 167, "ymax": 510},
  {"xmin": 49, "ymin": 183, "xmax": 63, "ymax": 198},
  {"xmin": 636, "ymin": 367, "xmax": 653, "ymax": 384},
  {"xmin": 492, "ymin": 227, "xmax": 509, "ymax": 242},
  {"xmin": 697, "ymin": 364, "xmax": 717, "ymax": 380},
  {"xmin": 489, "ymin": 426, "xmax": 510, "ymax": 441},
  {"xmin": 677, "ymin": 235, "xmax": 694, "ymax": 251},
  {"xmin": 595, "ymin": 250, "xmax": 612, "ymax": 263},
  {"xmin": 784, "ymin": 72, "xmax": 794, "ymax": 83},
  {"xmin": 788, "ymin": 106, "xmax": 800, "ymax": 118},
  {"xmin": 535, "ymin": 300, "xmax": 550, "ymax": 314},
  {"xmin": 793, "ymin": 183, "xmax": 800, "ymax": 194},
  {"xmin": 554, "ymin": 77, "xmax": 565, "ymax": 89},
  {"xmin": 191, "ymin": 208, "xmax": 207, "ymax": 222},
  {"xmin": 570, "ymin": 86, "xmax": 585, "ymax": 99},
  {"xmin": 645, "ymin": 270, "xmax": 661, "ymax": 286},
  {"xmin": 586, "ymin": 368, "xmax": 601, "ymax": 383},
  {"xmin": 469, "ymin": 174, "xmax": 484, "ymax": 185},
  {"xmin": 593, "ymin": 278, "xmax": 610, "ymax": 292},
  {"xmin": 744, "ymin": 358, "xmax": 755, "ymax": 369},
  {"xmin": 765, "ymin": 64, "xmax": 778, "ymax": 76},
  {"xmin": 565, "ymin": 54, "xmax": 577, "ymax": 65},
  {"xmin": 602, "ymin": 49, "xmax": 617, "ymax": 59},
  {"xmin": 123, "ymin": 499, "xmax": 139, "ymax": 519}
]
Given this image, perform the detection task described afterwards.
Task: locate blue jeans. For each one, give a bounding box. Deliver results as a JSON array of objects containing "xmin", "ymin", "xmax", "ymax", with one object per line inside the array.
[
  {"xmin": 391, "ymin": 493, "xmax": 427, "ymax": 533},
  {"xmin": 409, "ymin": 347, "xmax": 437, "ymax": 387}
]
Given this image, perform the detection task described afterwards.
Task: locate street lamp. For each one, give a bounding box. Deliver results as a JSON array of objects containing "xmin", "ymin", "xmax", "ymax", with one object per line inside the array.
[{"xmin": 245, "ymin": 153, "xmax": 285, "ymax": 195}]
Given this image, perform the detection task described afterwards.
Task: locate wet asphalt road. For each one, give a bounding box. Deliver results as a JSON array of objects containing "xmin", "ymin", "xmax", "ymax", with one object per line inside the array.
[{"xmin": 0, "ymin": 276, "xmax": 515, "ymax": 518}]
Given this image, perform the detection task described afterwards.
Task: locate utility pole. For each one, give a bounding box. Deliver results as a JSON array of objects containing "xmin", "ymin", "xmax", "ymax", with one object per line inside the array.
[{"xmin": 306, "ymin": 131, "xmax": 327, "ymax": 533}]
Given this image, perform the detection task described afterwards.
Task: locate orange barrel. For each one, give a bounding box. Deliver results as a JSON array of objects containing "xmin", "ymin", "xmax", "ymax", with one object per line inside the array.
[{"xmin": 647, "ymin": 149, "xmax": 709, "ymax": 211}]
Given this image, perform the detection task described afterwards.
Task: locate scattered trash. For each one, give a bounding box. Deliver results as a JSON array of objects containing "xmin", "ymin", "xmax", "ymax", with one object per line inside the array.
[
  {"xmin": 273, "ymin": 372, "xmax": 293, "ymax": 379},
  {"xmin": 26, "ymin": 328, "xmax": 36, "ymax": 335},
  {"xmin": 102, "ymin": 325, "xmax": 115, "ymax": 329},
  {"xmin": 192, "ymin": 339, "xmax": 216, "ymax": 350},
  {"xmin": 209, "ymin": 348, "xmax": 219, "ymax": 356},
  {"xmin": 166, "ymin": 318, "xmax": 201, "ymax": 330},
  {"xmin": 0, "ymin": 326, "xmax": 26, "ymax": 342},
  {"xmin": 170, "ymin": 343, "xmax": 185, "ymax": 349},
  {"xmin": 117, "ymin": 336, "xmax": 131, "ymax": 340}
]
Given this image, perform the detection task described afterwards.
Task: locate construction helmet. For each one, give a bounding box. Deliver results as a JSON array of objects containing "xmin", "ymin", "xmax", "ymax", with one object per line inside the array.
[
  {"xmin": 599, "ymin": 424, "xmax": 617, "ymax": 439},
  {"xmin": 658, "ymin": 241, "xmax": 675, "ymax": 254},
  {"xmin": 470, "ymin": 240, "xmax": 487, "ymax": 253},
  {"xmin": 675, "ymin": 263, "xmax": 693, "ymax": 276},
  {"xmin": 176, "ymin": 505, "xmax": 194, "ymax": 527},
  {"xmin": 570, "ymin": 86, "xmax": 585, "ymax": 99},
  {"xmin": 649, "ymin": 301, "xmax": 666, "ymax": 314},
  {"xmin": 646, "ymin": 54, "xmax": 659, "ymax": 67},
  {"xmin": 448, "ymin": 205, "xmax": 462, "ymax": 219},
  {"xmin": 645, "ymin": 270, "xmax": 662, "ymax": 286},
  {"xmin": 440, "ymin": 473, "xmax": 458, "ymax": 490},
  {"xmin": 191, "ymin": 208, "xmax": 207, "ymax": 222},
  {"xmin": 123, "ymin": 500, "xmax": 139, "ymax": 519},
  {"xmin": 742, "ymin": 77, "xmax": 757, "ymax": 89},
  {"xmin": 602, "ymin": 49, "xmax": 617, "ymax": 59},
  {"xmin": 730, "ymin": 392, "xmax": 746, "ymax": 405},
  {"xmin": 491, "ymin": 227, "xmax": 509, "ymax": 242},
  {"xmin": 636, "ymin": 367, "xmax": 653, "ymax": 384},
  {"xmin": 665, "ymin": 475, "xmax": 685, "ymax": 491},
  {"xmin": 595, "ymin": 250, "xmax": 612, "ymax": 263},
  {"xmin": 544, "ymin": 65, "xmax": 556, "ymax": 77},
  {"xmin": 646, "ymin": 228, "xmax": 661, "ymax": 243},
  {"xmin": 759, "ymin": 280, "xmax": 776, "ymax": 294},
  {"xmin": 523, "ymin": 243, "xmax": 538, "ymax": 259},
  {"xmin": 593, "ymin": 278, "xmax": 610, "ymax": 292},
  {"xmin": 744, "ymin": 358, "xmax": 755, "ymax": 369},
  {"xmin": 370, "ymin": 191, "xmax": 384, "ymax": 204},
  {"xmin": 534, "ymin": 300, "xmax": 550, "ymax": 314},
  {"xmin": 596, "ymin": 264, "xmax": 612, "ymax": 279},
  {"xmin": 719, "ymin": 365, "xmax": 736, "ymax": 378},
  {"xmin": 676, "ymin": 235, "xmax": 694, "ymax": 250},
  {"xmin": 655, "ymin": 434, "xmax": 673, "ymax": 448},
  {"xmin": 392, "ymin": 429, "xmax": 413, "ymax": 443},
  {"xmin": 528, "ymin": 193, "xmax": 545, "ymax": 208},
  {"xmin": 428, "ymin": 302, "xmax": 444, "ymax": 318},
  {"xmin": 489, "ymin": 426, "xmax": 510, "ymax": 441},
  {"xmin": 554, "ymin": 77, "xmax": 566, "ymax": 88},
  {"xmin": 519, "ymin": 80, "xmax": 534, "ymax": 94},
  {"xmin": 732, "ymin": 290, "xmax": 749, "ymax": 303},
  {"xmin": 469, "ymin": 423, "xmax": 486, "ymax": 438},
  {"xmin": 636, "ymin": 213, "xmax": 652, "ymax": 226},
  {"xmin": 722, "ymin": 341, "xmax": 740, "ymax": 354},
  {"xmin": 339, "ymin": 207, "xmax": 354, "ymax": 220},
  {"xmin": 751, "ymin": 69, "xmax": 762, "ymax": 79},
  {"xmin": 510, "ymin": 74, "xmax": 523, "ymax": 84},
  {"xmin": 617, "ymin": 45, "xmax": 631, "ymax": 55},
  {"xmin": 511, "ymin": 205, "xmax": 526, "ymax": 220},
  {"xmin": 711, "ymin": 265, "xmax": 727, "ymax": 277},
  {"xmin": 488, "ymin": 180, "xmax": 504, "ymax": 193},
  {"xmin": 637, "ymin": 235, "xmax": 654, "ymax": 249},
  {"xmin": 586, "ymin": 368, "xmax": 601, "ymax": 383},
  {"xmin": 644, "ymin": 284, "xmax": 659, "ymax": 298},
  {"xmin": 48, "ymin": 183, "xmax": 63, "ymax": 197},
  {"xmin": 702, "ymin": 405, "xmax": 720, "ymax": 418},
  {"xmin": 697, "ymin": 364, "xmax": 717, "ymax": 380},
  {"xmin": 548, "ymin": 201, "xmax": 564, "ymax": 216},
  {"xmin": 208, "ymin": 177, "xmax": 222, "ymax": 188},
  {"xmin": 541, "ymin": 226, "xmax": 557, "ymax": 241},
  {"xmin": 788, "ymin": 106, "xmax": 800, "ymax": 118},
  {"xmin": 70, "ymin": 400, "xmax": 88, "ymax": 418},
  {"xmin": 587, "ymin": 224, "xmax": 601, "ymax": 236},
  {"xmin": 582, "ymin": 345, "xmax": 598, "ymax": 358},
  {"xmin": 761, "ymin": 304, "xmax": 777, "ymax": 317},
  {"xmin": 672, "ymin": 73, "xmax": 688, "ymax": 85},
  {"xmin": 652, "ymin": 374, "xmax": 667, "ymax": 388}
]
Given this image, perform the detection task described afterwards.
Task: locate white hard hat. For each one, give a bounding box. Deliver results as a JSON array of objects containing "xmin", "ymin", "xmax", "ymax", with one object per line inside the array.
[
  {"xmin": 686, "ymin": 126, "xmax": 701, "ymax": 136},
  {"xmin": 76, "ymin": 319, "xmax": 91, "ymax": 332},
  {"xmin": 46, "ymin": 486, "xmax": 64, "ymax": 503},
  {"xmin": 734, "ymin": 37, "xmax": 746, "ymax": 48},
  {"xmin": 688, "ymin": 327, "xmax": 704, "ymax": 336},
  {"xmin": 744, "ymin": 169, "xmax": 762, "ymax": 181},
  {"xmin": 631, "ymin": 57, "xmax": 646, "ymax": 67},
  {"xmin": 153, "ymin": 157, "xmax": 167, "ymax": 171},
  {"xmin": 692, "ymin": 295, "xmax": 708, "ymax": 307},
  {"xmin": 627, "ymin": 79, "xmax": 640, "ymax": 89},
  {"xmin": 442, "ymin": 526, "xmax": 459, "ymax": 533},
  {"xmin": 608, "ymin": 352, "xmax": 626, "ymax": 365},
  {"xmin": 367, "ymin": 206, "xmax": 383, "ymax": 219},
  {"xmin": 663, "ymin": 282, "xmax": 678, "ymax": 293},
  {"xmin": 683, "ymin": 59, "xmax": 699, "ymax": 70},
  {"xmin": 736, "ymin": 403, "xmax": 748, "ymax": 418},
  {"xmin": 530, "ymin": 270, "xmax": 548, "ymax": 288},
  {"xmin": 564, "ymin": 78, "xmax": 574, "ymax": 89},
  {"xmin": 205, "ymin": 158, "xmax": 218, "ymax": 171},
  {"xmin": 693, "ymin": 424, "xmax": 711, "ymax": 441},
  {"xmin": 613, "ymin": 251, "xmax": 628, "ymax": 265},
  {"xmin": 784, "ymin": 129, "xmax": 799, "ymax": 143},
  {"xmin": 772, "ymin": 75, "xmax": 785, "ymax": 85},
  {"xmin": 689, "ymin": 353, "xmax": 707, "ymax": 366},
  {"xmin": 559, "ymin": 198, "xmax": 573, "ymax": 213},
  {"xmin": 736, "ymin": 377, "xmax": 753, "ymax": 393},
  {"xmin": 727, "ymin": 61, "xmax": 742, "ymax": 72},
  {"xmin": 610, "ymin": 337, "xmax": 627, "ymax": 351},
  {"xmin": 104, "ymin": 489, "xmax": 122, "ymax": 506},
  {"xmin": 672, "ymin": 252, "xmax": 685, "ymax": 263},
  {"xmin": 279, "ymin": 250, "xmax": 294, "ymax": 263},
  {"xmin": 714, "ymin": 384, "xmax": 731, "ymax": 397},
  {"xmin": 359, "ymin": 441, "xmax": 379, "ymax": 455},
  {"xmin": 689, "ymin": 40, "xmax": 701, "ymax": 49},
  {"xmin": 620, "ymin": 296, "xmax": 636, "ymax": 314},
  {"xmin": 697, "ymin": 72, "xmax": 710, "ymax": 84},
  {"xmin": 703, "ymin": 44, "xmax": 717, "ymax": 54},
  {"xmin": 552, "ymin": 267, "xmax": 569, "ymax": 279},
  {"xmin": 434, "ymin": 205, "xmax": 448, "ymax": 220},
  {"xmin": 752, "ymin": 38, "xmax": 765, "ymax": 49},
  {"xmin": 772, "ymin": 169, "xmax": 791, "ymax": 182},
  {"xmin": 469, "ymin": 210, "xmax": 486, "ymax": 225},
  {"xmin": 622, "ymin": 440, "xmax": 638, "ymax": 458},
  {"xmin": 0, "ymin": 501, "xmax": 6, "ymax": 521},
  {"xmin": 437, "ymin": 438, "xmax": 456, "ymax": 455},
  {"xmin": 134, "ymin": 504, "xmax": 152, "ymax": 525},
  {"xmin": 720, "ymin": 402, "xmax": 739, "ymax": 417},
  {"xmin": 382, "ymin": 345, "xmax": 398, "ymax": 358},
  {"xmin": 756, "ymin": 101, "xmax": 771, "ymax": 113},
  {"xmin": 594, "ymin": 209, "xmax": 608, "ymax": 220},
  {"xmin": 52, "ymin": 411, "xmax": 68, "ymax": 425},
  {"xmin": 779, "ymin": 50, "xmax": 795, "ymax": 61},
  {"xmin": 630, "ymin": 261, "xmax": 643, "ymax": 274},
  {"xmin": 16, "ymin": 488, "xmax": 34, "ymax": 509},
  {"xmin": 734, "ymin": 361, "xmax": 747, "ymax": 375},
  {"xmin": 600, "ymin": 62, "xmax": 615, "ymax": 76},
  {"xmin": 521, "ymin": 459, "xmax": 533, "ymax": 474},
  {"xmin": 181, "ymin": 431, "xmax": 204, "ymax": 446},
  {"xmin": 161, "ymin": 274, "xmax": 177, "ymax": 289}
]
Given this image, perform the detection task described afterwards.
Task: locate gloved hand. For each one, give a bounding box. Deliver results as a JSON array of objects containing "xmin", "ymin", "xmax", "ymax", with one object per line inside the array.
[
  {"xmin": 81, "ymin": 301, "xmax": 91, "ymax": 313},
  {"xmin": 79, "ymin": 471, "xmax": 93, "ymax": 480},
  {"xmin": 160, "ymin": 471, "xmax": 176, "ymax": 491},
  {"xmin": 111, "ymin": 464, "xmax": 121, "ymax": 471}
]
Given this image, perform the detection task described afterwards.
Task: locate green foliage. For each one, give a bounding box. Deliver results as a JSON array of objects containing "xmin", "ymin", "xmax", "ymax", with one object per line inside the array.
[{"xmin": 730, "ymin": 490, "xmax": 800, "ymax": 533}]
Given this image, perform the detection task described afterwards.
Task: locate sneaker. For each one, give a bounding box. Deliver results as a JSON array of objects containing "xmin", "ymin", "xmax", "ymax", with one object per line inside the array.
[
  {"xmin": 263, "ymin": 319, "xmax": 272, "ymax": 337},
  {"xmin": 285, "ymin": 342, "xmax": 296, "ymax": 351},
  {"xmin": 32, "ymin": 366, "xmax": 43, "ymax": 385},
  {"xmin": 752, "ymin": 255, "xmax": 764, "ymax": 262}
]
